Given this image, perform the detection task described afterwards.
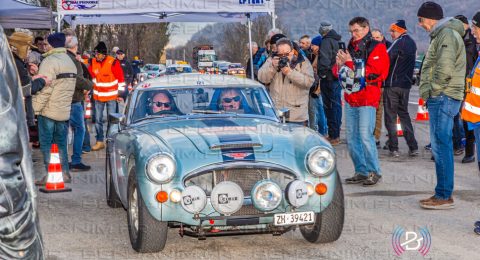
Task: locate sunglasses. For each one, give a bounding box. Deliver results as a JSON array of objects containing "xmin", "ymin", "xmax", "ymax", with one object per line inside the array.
[
  {"xmin": 154, "ymin": 101, "xmax": 171, "ymax": 108},
  {"xmin": 418, "ymin": 17, "xmax": 424, "ymax": 23},
  {"xmin": 222, "ymin": 96, "xmax": 241, "ymax": 103}
]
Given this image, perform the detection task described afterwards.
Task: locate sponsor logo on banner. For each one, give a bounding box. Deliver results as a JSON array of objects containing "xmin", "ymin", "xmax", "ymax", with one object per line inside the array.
[
  {"xmin": 239, "ymin": 0, "xmax": 266, "ymax": 6},
  {"xmin": 62, "ymin": 0, "xmax": 98, "ymax": 10},
  {"xmin": 392, "ymin": 226, "xmax": 431, "ymax": 256}
]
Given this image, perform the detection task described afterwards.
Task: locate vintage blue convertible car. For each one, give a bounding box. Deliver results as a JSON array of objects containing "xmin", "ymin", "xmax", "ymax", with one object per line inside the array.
[{"xmin": 105, "ymin": 74, "xmax": 344, "ymax": 252}]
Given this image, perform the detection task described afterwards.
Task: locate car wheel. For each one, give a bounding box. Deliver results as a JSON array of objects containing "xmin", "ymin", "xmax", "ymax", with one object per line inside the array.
[
  {"xmin": 300, "ymin": 173, "xmax": 344, "ymax": 243},
  {"xmin": 105, "ymin": 152, "xmax": 122, "ymax": 208},
  {"xmin": 127, "ymin": 169, "xmax": 168, "ymax": 253}
]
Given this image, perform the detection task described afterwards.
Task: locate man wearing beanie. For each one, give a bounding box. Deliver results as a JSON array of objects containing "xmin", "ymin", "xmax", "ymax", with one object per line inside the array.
[
  {"xmin": 383, "ymin": 19, "xmax": 419, "ymax": 158},
  {"xmin": 317, "ymin": 21, "xmax": 343, "ymax": 145},
  {"xmin": 454, "ymin": 14, "xmax": 478, "ymax": 164},
  {"xmin": 461, "ymin": 11, "xmax": 480, "ymax": 234},
  {"xmin": 88, "ymin": 41, "xmax": 126, "ymax": 151},
  {"xmin": 417, "ymin": 1, "xmax": 466, "ymax": 209},
  {"xmin": 32, "ymin": 32, "xmax": 78, "ymax": 184}
]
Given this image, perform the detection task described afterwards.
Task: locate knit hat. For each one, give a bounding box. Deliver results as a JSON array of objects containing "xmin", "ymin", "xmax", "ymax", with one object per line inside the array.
[
  {"xmin": 319, "ymin": 21, "xmax": 333, "ymax": 35},
  {"xmin": 94, "ymin": 41, "xmax": 108, "ymax": 55},
  {"xmin": 270, "ymin": 33, "xmax": 287, "ymax": 45},
  {"xmin": 417, "ymin": 1, "xmax": 443, "ymax": 20},
  {"xmin": 472, "ymin": 11, "xmax": 480, "ymax": 27},
  {"xmin": 311, "ymin": 35, "xmax": 322, "ymax": 46},
  {"xmin": 8, "ymin": 32, "xmax": 34, "ymax": 60},
  {"xmin": 390, "ymin": 20, "xmax": 407, "ymax": 34},
  {"xmin": 454, "ymin": 15, "xmax": 469, "ymax": 25},
  {"xmin": 116, "ymin": 49, "xmax": 125, "ymax": 55},
  {"xmin": 47, "ymin": 33, "xmax": 66, "ymax": 48}
]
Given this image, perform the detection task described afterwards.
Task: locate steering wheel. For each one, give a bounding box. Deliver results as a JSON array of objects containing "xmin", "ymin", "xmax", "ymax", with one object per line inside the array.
[{"xmin": 152, "ymin": 110, "xmax": 182, "ymax": 116}]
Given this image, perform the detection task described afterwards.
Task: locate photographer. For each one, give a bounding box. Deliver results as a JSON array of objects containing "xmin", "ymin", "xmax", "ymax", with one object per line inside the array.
[{"xmin": 258, "ymin": 38, "xmax": 315, "ymax": 125}]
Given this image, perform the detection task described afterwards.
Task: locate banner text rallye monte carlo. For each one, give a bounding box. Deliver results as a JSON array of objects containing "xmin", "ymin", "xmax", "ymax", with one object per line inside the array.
[{"xmin": 105, "ymin": 74, "xmax": 344, "ymax": 252}]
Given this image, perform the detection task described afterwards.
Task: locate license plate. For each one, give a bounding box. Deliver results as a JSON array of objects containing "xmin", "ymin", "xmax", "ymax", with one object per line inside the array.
[{"xmin": 274, "ymin": 211, "xmax": 315, "ymax": 226}]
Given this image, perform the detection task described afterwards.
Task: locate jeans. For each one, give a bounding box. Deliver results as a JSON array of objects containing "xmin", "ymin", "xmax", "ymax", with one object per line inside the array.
[
  {"xmin": 383, "ymin": 87, "xmax": 418, "ymax": 151},
  {"xmin": 427, "ymin": 94, "xmax": 461, "ymax": 199},
  {"xmin": 308, "ymin": 96, "xmax": 328, "ymax": 135},
  {"xmin": 452, "ymin": 113, "xmax": 465, "ymax": 150},
  {"xmin": 69, "ymin": 102, "xmax": 85, "ymax": 164},
  {"xmin": 37, "ymin": 115, "xmax": 69, "ymax": 174},
  {"xmin": 94, "ymin": 100, "xmax": 118, "ymax": 142},
  {"xmin": 345, "ymin": 103, "xmax": 380, "ymax": 176},
  {"xmin": 474, "ymin": 127, "xmax": 480, "ymax": 162},
  {"xmin": 82, "ymin": 101, "xmax": 91, "ymax": 152},
  {"xmin": 321, "ymin": 79, "xmax": 342, "ymax": 139}
]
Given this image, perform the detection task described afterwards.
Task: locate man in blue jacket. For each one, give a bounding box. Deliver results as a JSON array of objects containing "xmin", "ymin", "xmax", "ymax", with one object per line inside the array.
[{"xmin": 383, "ymin": 20, "xmax": 419, "ymax": 157}]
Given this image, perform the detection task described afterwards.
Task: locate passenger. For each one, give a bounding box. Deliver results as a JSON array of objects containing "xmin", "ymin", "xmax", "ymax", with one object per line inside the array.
[{"xmin": 219, "ymin": 89, "xmax": 242, "ymax": 111}]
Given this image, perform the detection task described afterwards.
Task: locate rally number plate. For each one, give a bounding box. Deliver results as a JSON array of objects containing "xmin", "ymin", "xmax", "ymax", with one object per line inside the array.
[{"xmin": 274, "ymin": 211, "xmax": 315, "ymax": 226}]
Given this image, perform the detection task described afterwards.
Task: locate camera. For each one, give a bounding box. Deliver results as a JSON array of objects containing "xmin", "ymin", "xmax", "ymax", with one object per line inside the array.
[{"xmin": 277, "ymin": 56, "xmax": 289, "ymax": 71}]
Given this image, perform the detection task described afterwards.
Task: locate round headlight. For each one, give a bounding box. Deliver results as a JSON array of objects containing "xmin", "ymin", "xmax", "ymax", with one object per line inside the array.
[
  {"xmin": 146, "ymin": 154, "xmax": 176, "ymax": 183},
  {"xmin": 307, "ymin": 148, "xmax": 335, "ymax": 176},
  {"xmin": 251, "ymin": 181, "xmax": 282, "ymax": 212}
]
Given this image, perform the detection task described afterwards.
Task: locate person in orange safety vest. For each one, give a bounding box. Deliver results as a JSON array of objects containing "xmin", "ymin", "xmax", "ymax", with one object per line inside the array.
[
  {"xmin": 461, "ymin": 11, "xmax": 480, "ymax": 172},
  {"xmin": 88, "ymin": 41, "xmax": 125, "ymax": 151}
]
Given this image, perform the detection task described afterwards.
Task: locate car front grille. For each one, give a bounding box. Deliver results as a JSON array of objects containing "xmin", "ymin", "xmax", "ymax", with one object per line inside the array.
[{"xmin": 184, "ymin": 168, "xmax": 296, "ymax": 197}]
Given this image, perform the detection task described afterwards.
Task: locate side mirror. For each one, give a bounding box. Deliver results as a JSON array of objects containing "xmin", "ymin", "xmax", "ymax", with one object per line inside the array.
[
  {"xmin": 278, "ymin": 108, "xmax": 290, "ymax": 123},
  {"xmin": 108, "ymin": 113, "xmax": 126, "ymax": 125}
]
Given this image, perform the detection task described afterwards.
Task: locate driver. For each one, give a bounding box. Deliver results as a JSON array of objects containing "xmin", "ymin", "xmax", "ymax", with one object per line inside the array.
[
  {"xmin": 152, "ymin": 91, "xmax": 173, "ymax": 114},
  {"xmin": 219, "ymin": 89, "xmax": 242, "ymax": 111}
]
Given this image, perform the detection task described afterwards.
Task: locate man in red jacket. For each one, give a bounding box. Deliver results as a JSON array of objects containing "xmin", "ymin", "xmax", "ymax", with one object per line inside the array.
[{"xmin": 334, "ymin": 17, "xmax": 390, "ymax": 186}]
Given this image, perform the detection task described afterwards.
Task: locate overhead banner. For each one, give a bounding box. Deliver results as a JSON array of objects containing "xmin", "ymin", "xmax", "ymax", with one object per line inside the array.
[{"xmin": 57, "ymin": 0, "xmax": 274, "ymax": 15}]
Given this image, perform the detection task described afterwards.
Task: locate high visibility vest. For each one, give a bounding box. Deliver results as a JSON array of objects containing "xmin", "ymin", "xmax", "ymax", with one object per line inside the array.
[
  {"xmin": 462, "ymin": 57, "xmax": 480, "ymax": 123},
  {"xmin": 91, "ymin": 56, "xmax": 119, "ymax": 102}
]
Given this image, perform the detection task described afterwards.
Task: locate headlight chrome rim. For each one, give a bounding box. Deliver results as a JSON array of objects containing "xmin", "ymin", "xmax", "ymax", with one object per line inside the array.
[
  {"xmin": 306, "ymin": 147, "xmax": 335, "ymax": 176},
  {"xmin": 251, "ymin": 180, "xmax": 283, "ymax": 212},
  {"xmin": 146, "ymin": 153, "xmax": 176, "ymax": 184}
]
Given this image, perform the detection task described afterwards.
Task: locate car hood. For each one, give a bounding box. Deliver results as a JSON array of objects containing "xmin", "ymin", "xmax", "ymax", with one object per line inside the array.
[{"xmin": 137, "ymin": 118, "xmax": 278, "ymax": 155}]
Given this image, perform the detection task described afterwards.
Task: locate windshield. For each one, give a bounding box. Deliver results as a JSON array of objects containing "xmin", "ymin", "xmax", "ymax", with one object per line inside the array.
[
  {"xmin": 166, "ymin": 66, "xmax": 192, "ymax": 75},
  {"xmin": 145, "ymin": 64, "xmax": 160, "ymax": 71},
  {"xmin": 131, "ymin": 86, "xmax": 277, "ymax": 122},
  {"xmin": 229, "ymin": 64, "xmax": 242, "ymax": 69},
  {"xmin": 199, "ymin": 54, "xmax": 216, "ymax": 62}
]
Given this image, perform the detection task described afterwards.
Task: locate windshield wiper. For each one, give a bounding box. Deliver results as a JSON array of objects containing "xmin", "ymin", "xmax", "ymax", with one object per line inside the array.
[
  {"xmin": 134, "ymin": 114, "xmax": 181, "ymax": 123},
  {"xmin": 191, "ymin": 109, "xmax": 233, "ymax": 114}
]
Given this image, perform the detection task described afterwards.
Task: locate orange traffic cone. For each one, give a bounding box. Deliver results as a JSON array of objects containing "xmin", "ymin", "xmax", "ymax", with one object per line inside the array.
[
  {"xmin": 84, "ymin": 97, "xmax": 92, "ymax": 119},
  {"xmin": 39, "ymin": 144, "xmax": 72, "ymax": 193},
  {"xmin": 396, "ymin": 117, "xmax": 403, "ymax": 137},
  {"xmin": 416, "ymin": 98, "xmax": 429, "ymax": 121}
]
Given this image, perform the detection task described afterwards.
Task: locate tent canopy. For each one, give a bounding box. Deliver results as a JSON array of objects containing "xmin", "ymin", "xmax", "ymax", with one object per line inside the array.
[
  {"xmin": 57, "ymin": 0, "xmax": 275, "ymax": 25},
  {"xmin": 0, "ymin": 0, "xmax": 51, "ymax": 29}
]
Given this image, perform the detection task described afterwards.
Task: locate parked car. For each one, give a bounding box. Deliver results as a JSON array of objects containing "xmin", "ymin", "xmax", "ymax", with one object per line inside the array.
[
  {"xmin": 105, "ymin": 74, "xmax": 344, "ymax": 253},
  {"xmin": 164, "ymin": 64, "xmax": 193, "ymax": 75},
  {"xmin": 138, "ymin": 64, "xmax": 166, "ymax": 81},
  {"xmin": 227, "ymin": 63, "xmax": 246, "ymax": 76},
  {"xmin": 218, "ymin": 62, "xmax": 231, "ymax": 74}
]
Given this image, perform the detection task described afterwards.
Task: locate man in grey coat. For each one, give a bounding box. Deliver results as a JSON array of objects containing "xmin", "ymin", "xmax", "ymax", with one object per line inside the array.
[{"xmin": 258, "ymin": 38, "xmax": 314, "ymax": 124}]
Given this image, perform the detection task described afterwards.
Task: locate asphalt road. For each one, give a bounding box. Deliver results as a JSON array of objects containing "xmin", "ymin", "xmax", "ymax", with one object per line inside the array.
[{"xmin": 34, "ymin": 88, "xmax": 480, "ymax": 260}]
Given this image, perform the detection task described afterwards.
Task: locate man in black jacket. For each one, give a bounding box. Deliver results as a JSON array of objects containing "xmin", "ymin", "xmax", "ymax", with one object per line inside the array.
[
  {"xmin": 318, "ymin": 21, "xmax": 343, "ymax": 144},
  {"xmin": 455, "ymin": 15, "xmax": 479, "ymax": 163},
  {"xmin": 65, "ymin": 31, "xmax": 94, "ymax": 171},
  {"xmin": 116, "ymin": 49, "xmax": 134, "ymax": 100},
  {"xmin": 384, "ymin": 20, "xmax": 419, "ymax": 157}
]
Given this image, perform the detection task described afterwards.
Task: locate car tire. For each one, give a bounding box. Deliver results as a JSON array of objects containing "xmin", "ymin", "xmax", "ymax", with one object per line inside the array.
[
  {"xmin": 105, "ymin": 152, "xmax": 122, "ymax": 208},
  {"xmin": 127, "ymin": 169, "xmax": 168, "ymax": 253},
  {"xmin": 300, "ymin": 173, "xmax": 344, "ymax": 243}
]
